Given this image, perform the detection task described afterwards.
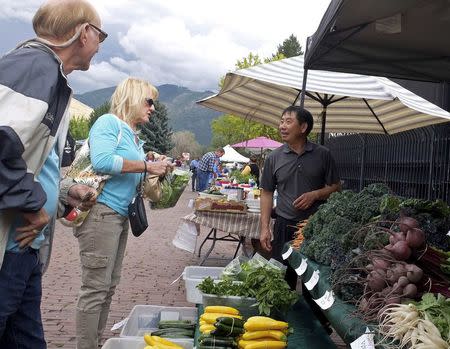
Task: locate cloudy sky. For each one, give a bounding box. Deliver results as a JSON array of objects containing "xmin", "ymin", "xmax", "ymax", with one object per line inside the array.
[{"xmin": 0, "ymin": 0, "xmax": 331, "ymax": 94}]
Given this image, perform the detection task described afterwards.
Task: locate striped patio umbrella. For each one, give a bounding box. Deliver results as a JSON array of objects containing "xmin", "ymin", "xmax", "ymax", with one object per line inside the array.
[{"xmin": 197, "ymin": 56, "xmax": 450, "ymax": 144}]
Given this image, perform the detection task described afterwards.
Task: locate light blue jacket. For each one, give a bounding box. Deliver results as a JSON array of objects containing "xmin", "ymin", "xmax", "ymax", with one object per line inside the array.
[{"xmin": 90, "ymin": 114, "xmax": 145, "ymax": 216}]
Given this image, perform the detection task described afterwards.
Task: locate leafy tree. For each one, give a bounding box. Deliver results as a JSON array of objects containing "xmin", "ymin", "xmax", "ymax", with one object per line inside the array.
[
  {"xmin": 170, "ymin": 131, "xmax": 203, "ymax": 159},
  {"xmin": 89, "ymin": 101, "xmax": 110, "ymax": 128},
  {"xmin": 210, "ymin": 115, "xmax": 281, "ymax": 149},
  {"xmin": 214, "ymin": 53, "xmax": 284, "ymax": 146},
  {"xmin": 139, "ymin": 100, "xmax": 173, "ymax": 154},
  {"xmin": 274, "ymin": 34, "xmax": 303, "ymax": 58}
]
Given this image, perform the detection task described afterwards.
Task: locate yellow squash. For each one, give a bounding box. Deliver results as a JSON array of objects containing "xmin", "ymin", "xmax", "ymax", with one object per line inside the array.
[
  {"xmin": 244, "ymin": 317, "xmax": 288, "ymax": 331},
  {"xmin": 200, "ymin": 312, "xmax": 242, "ymax": 324},
  {"xmin": 240, "ymin": 340, "xmax": 287, "ymax": 349},
  {"xmin": 204, "ymin": 305, "xmax": 240, "ymax": 315},
  {"xmin": 242, "ymin": 330, "xmax": 287, "ymax": 341}
]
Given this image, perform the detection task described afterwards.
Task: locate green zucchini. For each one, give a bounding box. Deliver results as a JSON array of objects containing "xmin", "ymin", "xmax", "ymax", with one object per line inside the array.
[
  {"xmin": 215, "ymin": 317, "xmax": 245, "ymax": 328},
  {"xmin": 197, "ymin": 345, "xmax": 234, "ymax": 349},
  {"xmin": 211, "ymin": 322, "xmax": 244, "ymax": 337},
  {"xmin": 158, "ymin": 320, "xmax": 195, "ymax": 329},
  {"xmin": 151, "ymin": 328, "xmax": 194, "ymax": 337},
  {"xmin": 199, "ymin": 337, "xmax": 236, "ymax": 346}
]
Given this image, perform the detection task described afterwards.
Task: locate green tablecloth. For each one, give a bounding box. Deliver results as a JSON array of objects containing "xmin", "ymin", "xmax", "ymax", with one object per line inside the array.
[
  {"xmin": 282, "ymin": 243, "xmax": 368, "ymax": 344},
  {"xmin": 196, "ymin": 301, "xmax": 338, "ymax": 349}
]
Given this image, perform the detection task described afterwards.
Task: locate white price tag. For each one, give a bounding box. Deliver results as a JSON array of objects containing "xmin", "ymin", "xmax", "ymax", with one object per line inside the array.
[
  {"xmin": 447, "ymin": 230, "xmax": 450, "ymax": 237},
  {"xmin": 188, "ymin": 199, "xmax": 194, "ymax": 208},
  {"xmin": 295, "ymin": 258, "xmax": 308, "ymax": 276},
  {"xmin": 350, "ymin": 328, "xmax": 375, "ymax": 349},
  {"xmin": 304, "ymin": 270, "xmax": 320, "ymax": 290},
  {"xmin": 281, "ymin": 246, "xmax": 293, "ymax": 260},
  {"xmin": 111, "ymin": 317, "xmax": 128, "ymax": 331},
  {"xmin": 314, "ymin": 290, "xmax": 335, "ymax": 310}
]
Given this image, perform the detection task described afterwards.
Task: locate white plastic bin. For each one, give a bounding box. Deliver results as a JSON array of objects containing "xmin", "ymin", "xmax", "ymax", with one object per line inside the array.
[
  {"xmin": 102, "ymin": 338, "xmax": 193, "ymax": 349},
  {"xmin": 120, "ymin": 305, "xmax": 197, "ymax": 339},
  {"xmin": 183, "ymin": 266, "xmax": 224, "ymax": 304}
]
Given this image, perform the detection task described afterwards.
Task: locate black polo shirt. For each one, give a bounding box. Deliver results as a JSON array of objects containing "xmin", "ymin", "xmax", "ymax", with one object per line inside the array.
[{"xmin": 260, "ymin": 142, "xmax": 340, "ymax": 221}]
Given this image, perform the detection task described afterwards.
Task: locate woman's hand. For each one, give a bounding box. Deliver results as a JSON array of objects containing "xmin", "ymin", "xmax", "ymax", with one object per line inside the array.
[{"xmin": 148, "ymin": 160, "xmax": 174, "ymax": 176}]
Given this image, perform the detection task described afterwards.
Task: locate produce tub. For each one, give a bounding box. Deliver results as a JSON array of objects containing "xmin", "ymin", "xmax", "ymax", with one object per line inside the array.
[
  {"xmin": 101, "ymin": 338, "xmax": 193, "ymax": 349},
  {"xmin": 183, "ymin": 266, "xmax": 224, "ymax": 304},
  {"xmin": 120, "ymin": 305, "xmax": 197, "ymax": 341}
]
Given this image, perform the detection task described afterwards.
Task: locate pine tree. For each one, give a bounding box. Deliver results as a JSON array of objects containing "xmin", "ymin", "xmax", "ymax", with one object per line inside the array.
[
  {"xmin": 275, "ymin": 34, "xmax": 303, "ymax": 58},
  {"xmin": 139, "ymin": 100, "xmax": 173, "ymax": 154},
  {"xmin": 89, "ymin": 101, "xmax": 111, "ymax": 128}
]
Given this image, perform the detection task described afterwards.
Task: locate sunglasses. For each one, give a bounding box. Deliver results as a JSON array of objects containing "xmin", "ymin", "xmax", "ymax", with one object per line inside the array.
[
  {"xmin": 88, "ymin": 23, "xmax": 108, "ymax": 43},
  {"xmin": 145, "ymin": 98, "xmax": 154, "ymax": 107}
]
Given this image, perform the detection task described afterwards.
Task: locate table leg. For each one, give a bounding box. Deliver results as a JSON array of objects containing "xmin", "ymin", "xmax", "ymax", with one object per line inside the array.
[
  {"xmin": 197, "ymin": 228, "xmax": 215, "ymax": 257},
  {"xmin": 199, "ymin": 228, "xmax": 218, "ymax": 265}
]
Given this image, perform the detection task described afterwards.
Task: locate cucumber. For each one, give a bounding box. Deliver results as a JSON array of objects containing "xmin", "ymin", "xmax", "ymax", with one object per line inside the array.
[
  {"xmin": 198, "ymin": 345, "xmax": 234, "ymax": 349},
  {"xmin": 198, "ymin": 334, "xmax": 231, "ymax": 342},
  {"xmin": 211, "ymin": 323, "xmax": 244, "ymax": 337},
  {"xmin": 151, "ymin": 328, "xmax": 194, "ymax": 337},
  {"xmin": 216, "ymin": 317, "xmax": 245, "ymax": 328},
  {"xmin": 199, "ymin": 337, "xmax": 236, "ymax": 346},
  {"xmin": 158, "ymin": 320, "xmax": 195, "ymax": 329}
]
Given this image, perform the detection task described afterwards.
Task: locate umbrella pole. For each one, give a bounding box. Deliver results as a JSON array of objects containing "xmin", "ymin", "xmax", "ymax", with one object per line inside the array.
[
  {"xmin": 299, "ymin": 37, "xmax": 311, "ymax": 109},
  {"xmin": 320, "ymin": 106, "xmax": 327, "ymax": 145}
]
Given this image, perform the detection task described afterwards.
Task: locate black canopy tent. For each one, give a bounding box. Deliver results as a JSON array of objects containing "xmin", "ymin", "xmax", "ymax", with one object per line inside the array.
[{"xmin": 301, "ymin": 0, "xmax": 450, "ymax": 111}]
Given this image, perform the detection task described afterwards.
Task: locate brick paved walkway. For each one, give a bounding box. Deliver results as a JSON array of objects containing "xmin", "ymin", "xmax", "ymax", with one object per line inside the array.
[{"xmin": 42, "ymin": 187, "xmax": 346, "ymax": 348}]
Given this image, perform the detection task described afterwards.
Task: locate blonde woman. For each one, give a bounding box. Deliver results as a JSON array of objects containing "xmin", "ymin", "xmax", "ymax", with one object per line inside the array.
[{"xmin": 74, "ymin": 78, "xmax": 172, "ymax": 349}]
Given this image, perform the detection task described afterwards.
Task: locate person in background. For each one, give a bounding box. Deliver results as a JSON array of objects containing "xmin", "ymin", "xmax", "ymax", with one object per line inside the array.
[
  {"xmin": 259, "ymin": 106, "xmax": 340, "ymax": 334},
  {"xmin": 189, "ymin": 157, "xmax": 199, "ymax": 191},
  {"xmin": 0, "ymin": 1, "xmax": 105, "ymax": 347},
  {"xmin": 196, "ymin": 148, "xmax": 225, "ymax": 192},
  {"xmin": 74, "ymin": 78, "xmax": 172, "ymax": 349},
  {"xmin": 241, "ymin": 154, "xmax": 260, "ymax": 186}
]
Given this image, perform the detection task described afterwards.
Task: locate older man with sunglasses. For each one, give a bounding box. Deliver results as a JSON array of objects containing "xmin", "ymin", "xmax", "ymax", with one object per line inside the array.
[{"xmin": 0, "ymin": 1, "xmax": 106, "ymax": 348}]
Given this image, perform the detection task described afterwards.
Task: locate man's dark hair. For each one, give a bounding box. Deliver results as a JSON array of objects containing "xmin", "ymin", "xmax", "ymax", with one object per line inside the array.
[{"xmin": 282, "ymin": 106, "xmax": 314, "ymax": 136}]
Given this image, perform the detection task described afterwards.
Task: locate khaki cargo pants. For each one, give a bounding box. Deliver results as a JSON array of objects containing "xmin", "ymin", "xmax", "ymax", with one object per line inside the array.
[{"xmin": 74, "ymin": 203, "xmax": 129, "ymax": 349}]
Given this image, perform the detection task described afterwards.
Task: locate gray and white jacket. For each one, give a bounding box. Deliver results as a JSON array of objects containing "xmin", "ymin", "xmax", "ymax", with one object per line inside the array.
[{"xmin": 0, "ymin": 39, "xmax": 73, "ymax": 271}]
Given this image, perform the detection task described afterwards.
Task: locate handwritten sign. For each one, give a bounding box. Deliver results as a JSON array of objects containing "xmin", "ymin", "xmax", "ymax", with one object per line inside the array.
[
  {"xmin": 314, "ymin": 290, "xmax": 335, "ymax": 310},
  {"xmin": 281, "ymin": 246, "xmax": 293, "ymax": 260},
  {"xmin": 350, "ymin": 328, "xmax": 375, "ymax": 349},
  {"xmin": 304, "ymin": 270, "xmax": 320, "ymax": 290},
  {"xmin": 295, "ymin": 258, "xmax": 308, "ymax": 276}
]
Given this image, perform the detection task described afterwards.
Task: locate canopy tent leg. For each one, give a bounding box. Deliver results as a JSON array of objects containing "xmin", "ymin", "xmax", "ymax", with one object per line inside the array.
[{"xmin": 320, "ymin": 106, "xmax": 328, "ymax": 145}]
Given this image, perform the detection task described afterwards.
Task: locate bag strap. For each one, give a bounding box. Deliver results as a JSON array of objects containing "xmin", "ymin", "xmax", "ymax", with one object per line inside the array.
[{"xmin": 138, "ymin": 160, "xmax": 147, "ymax": 195}]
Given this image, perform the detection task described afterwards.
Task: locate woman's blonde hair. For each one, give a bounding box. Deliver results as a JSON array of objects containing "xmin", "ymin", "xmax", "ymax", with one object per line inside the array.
[
  {"xmin": 33, "ymin": 0, "xmax": 100, "ymax": 42},
  {"xmin": 110, "ymin": 77, "xmax": 159, "ymax": 125}
]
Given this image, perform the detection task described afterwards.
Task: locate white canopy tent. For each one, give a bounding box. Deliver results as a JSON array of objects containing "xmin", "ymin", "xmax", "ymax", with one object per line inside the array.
[
  {"xmin": 220, "ymin": 145, "xmax": 249, "ymax": 163},
  {"xmin": 198, "ymin": 56, "xmax": 450, "ymax": 143}
]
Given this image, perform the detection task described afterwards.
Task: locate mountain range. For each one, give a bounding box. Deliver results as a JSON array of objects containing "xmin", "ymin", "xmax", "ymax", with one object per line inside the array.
[{"xmin": 74, "ymin": 84, "xmax": 222, "ymax": 145}]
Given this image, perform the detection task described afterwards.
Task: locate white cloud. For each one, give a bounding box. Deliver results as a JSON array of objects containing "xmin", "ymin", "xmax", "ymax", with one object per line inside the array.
[{"xmin": 1, "ymin": 0, "xmax": 331, "ymax": 93}]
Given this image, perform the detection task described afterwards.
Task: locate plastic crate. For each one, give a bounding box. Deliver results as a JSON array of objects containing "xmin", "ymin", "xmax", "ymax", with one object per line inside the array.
[
  {"xmin": 202, "ymin": 293, "xmax": 259, "ymax": 319},
  {"xmin": 120, "ymin": 305, "xmax": 197, "ymax": 339},
  {"xmin": 102, "ymin": 338, "xmax": 193, "ymax": 349},
  {"xmin": 183, "ymin": 266, "xmax": 224, "ymax": 304}
]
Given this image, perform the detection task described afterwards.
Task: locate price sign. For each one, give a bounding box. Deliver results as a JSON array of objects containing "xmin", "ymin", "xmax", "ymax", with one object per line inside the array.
[
  {"xmin": 304, "ymin": 269, "xmax": 320, "ymax": 290},
  {"xmin": 295, "ymin": 258, "xmax": 308, "ymax": 276},
  {"xmin": 314, "ymin": 290, "xmax": 335, "ymax": 310},
  {"xmin": 447, "ymin": 230, "xmax": 450, "ymax": 237},
  {"xmin": 281, "ymin": 246, "xmax": 293, "ymax": 260},
  {"xmin": 350, "ymin": 328, "xmax": 375, "ymax": 349}
]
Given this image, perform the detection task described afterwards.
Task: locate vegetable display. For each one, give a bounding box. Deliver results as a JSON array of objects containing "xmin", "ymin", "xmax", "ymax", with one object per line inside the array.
[
  {"xmin": 150, "ymin": 169, "xmax": 190, "ymax": 209},
  {"xmin": 197, "ymin": 257, "xmax": 298, "ymax": 317}
]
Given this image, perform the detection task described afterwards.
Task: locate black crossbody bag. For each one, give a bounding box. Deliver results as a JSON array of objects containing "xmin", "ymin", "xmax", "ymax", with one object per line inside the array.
[{"xmin": 128, "ymin": 161, "xmax": 148, "ymax": 237}]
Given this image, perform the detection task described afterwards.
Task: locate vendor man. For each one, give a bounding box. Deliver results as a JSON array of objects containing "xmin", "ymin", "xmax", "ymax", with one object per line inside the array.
[{"xmin": 259, "ymin": 106, "xmax": 340, "ymax": 328}]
